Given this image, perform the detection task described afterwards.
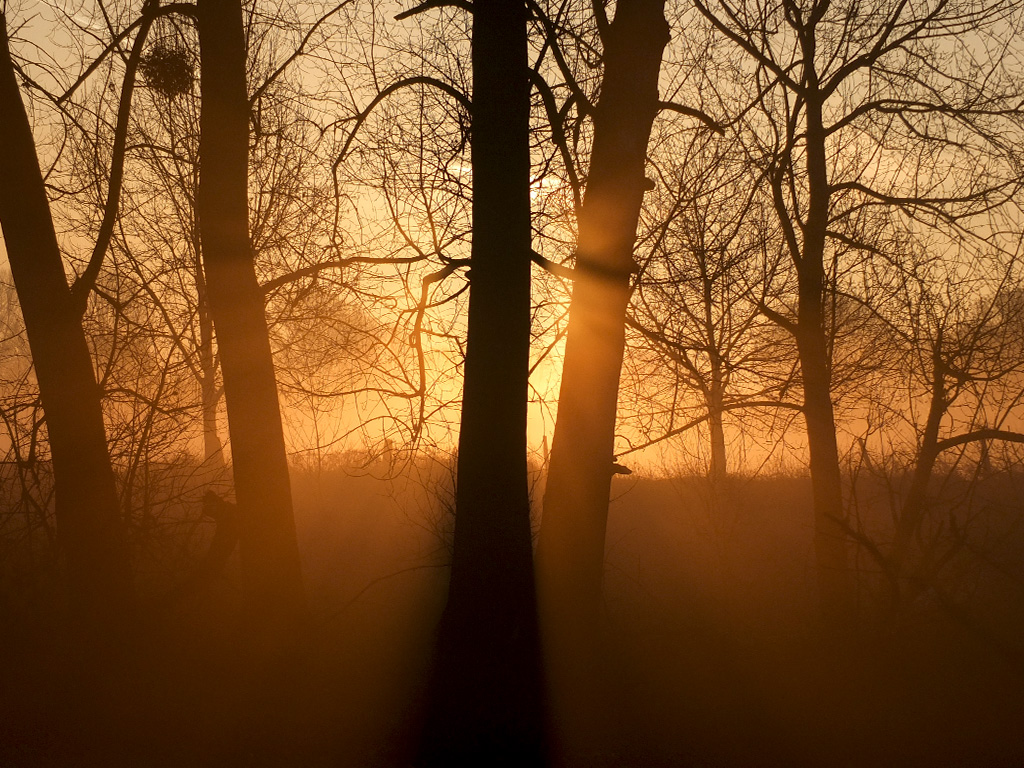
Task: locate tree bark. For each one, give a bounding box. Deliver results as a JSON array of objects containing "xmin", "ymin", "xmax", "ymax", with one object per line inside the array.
[
  {"xmin": 417, "ymin": 0, "xmax": 545, "ymax": 764},
  {"xmin": 197, "ymin": 0, "xmax": 304, "ymax": 641},
  {"xmin": 0, "ymin": 14, "xmax": 134, "ymax": 630},
  {"xmin": 536, "ymin": 0, "xmax": 670, "ymax": 757}
]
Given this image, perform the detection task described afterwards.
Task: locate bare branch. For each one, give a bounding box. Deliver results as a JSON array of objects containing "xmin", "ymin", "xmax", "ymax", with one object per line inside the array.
[
  {"xmin": 260, "ymin": 255, "xmax": 425, "ymax": 296},
  {"xmin": 657, "ymin": 100, "xmax": 724, "ymax": 134},
  {"xmin": 935, "ymin": 428, "xmax": 1024, "ymax": 455},
  {"xmin": 757, "ymin": 299, "xmax": 798, "ymax": 336},
  {"xmin": 332, "ymin": 76, "xmax": 470, "ymax": 168},
  {"xmin": 57, "ymin": 2, "xmax": 197, "ymax": 106},
  {"xmin": 69, "ymin": 5, "xmax": 162, "ymax": 316},
  {"xmin": 395, "ymin": 0, "xmax": 472, "ymax": 20},
  {"xmin": 530, "ymin": 250, "xmax": 575, "ymax": 280},
  {"xmin": 250, "ymin": 0, "xmax": 356, "ymax": 107},
  {"xmin": 615, "ymin": 399, "xmax": 805, "ymax": 458}
]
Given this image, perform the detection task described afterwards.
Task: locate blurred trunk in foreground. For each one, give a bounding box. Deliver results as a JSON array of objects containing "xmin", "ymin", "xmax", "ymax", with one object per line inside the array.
[
  {"xmin": 537, "ymin": 0, "xmax": 670, "ymax": 758},
  {"xmin": 197, "ymin": 0, "xmax": 305, "ymax": 645},
  {"xmin": 0, "ymin": 12, "xmax": 134, "ymax": 633}
]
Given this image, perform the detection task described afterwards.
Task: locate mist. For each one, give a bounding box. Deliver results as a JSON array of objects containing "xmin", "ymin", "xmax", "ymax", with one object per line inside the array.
[{"xmin": 3, "ymin": 0, "xmax": 1024, "ymax": 764}]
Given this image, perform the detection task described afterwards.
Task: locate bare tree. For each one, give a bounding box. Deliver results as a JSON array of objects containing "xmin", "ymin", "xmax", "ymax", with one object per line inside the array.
[
  {"xmin": 695, "ymin": 0, "xmax": 1024, "ymax": 620},
  {"xmin": 528, "ymin": 0, "xmax": 702, "ymax": 758},
  {"xmin": 537, "ymin": 0, "xmax": 672, "ymax": 624},
  {"xmin": 0, "ymin": 11, "xmax": 133, "ymax": 630},
  {"xmin": 625, "ymin": 132, "xmax": 799, "ymax": 480},
  {"xmin": 196, "ymin": 0, "xmax": 304, "ymax": 639},
  {"xmin": 846, "ymin": 232, "xmax": 1024, "ymax": 612},
  {"xmin": 417, "ymin": 0, "xmax": 546, "ymax": 762}
]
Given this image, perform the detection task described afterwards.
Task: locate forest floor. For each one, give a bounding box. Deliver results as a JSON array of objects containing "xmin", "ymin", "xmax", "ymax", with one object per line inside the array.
[{"xmin": 2, "ymin": 467, "xmax": 1023, "ymax": 767}]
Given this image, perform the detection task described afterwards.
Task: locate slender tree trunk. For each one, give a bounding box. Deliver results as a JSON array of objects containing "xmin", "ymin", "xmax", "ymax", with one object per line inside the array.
[
  {"xmin": 797, "ymin": 89, "xmax": 853, "ymax": 620},
  {"xmin": 199, "ymin": 336, "xmax": 225, "ymax": 471},
  {"xmin": 200, "ymin": 377, "xmax": 224, "ymax": 469},
  {"xmin": 0, "ymin": 14, "xmax": 133, "ymax": 630},
  {"xmin": 891, "ymin": 343, "xmax": 947, "ymax": 590},
  {"xmin": 707, "ymin": 327, "xmax": 728, "ymax": 482},
  {"xmin": 195, "ymin": 243, "xmax": 225, "ymax": 472},
  {"xmin": 197, "ymin": 0, "xmax": 303, "ymax": 640},
  {"xmin": 704, "ymin": 266, "xmax": 728, "ymax": 482},
  {"xmin": 417, "ymin": 0, "xmax": 543, "ymax": 764},
  {"xmin": 536, "ymin": 0, "xmax": 669, "ymax": 758},
  {"xmin": 798, "ymin": 323, "xmax": 853, "ymax": 616},
  {"xmin": 708, "ymin": 382, "xmax": 728, "ymax": 482}
]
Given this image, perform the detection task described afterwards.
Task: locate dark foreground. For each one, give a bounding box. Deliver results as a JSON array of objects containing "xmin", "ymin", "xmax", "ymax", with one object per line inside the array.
[{"xmin": 2, "ymin": 469, "xmax": 1023, "ymax": 767}]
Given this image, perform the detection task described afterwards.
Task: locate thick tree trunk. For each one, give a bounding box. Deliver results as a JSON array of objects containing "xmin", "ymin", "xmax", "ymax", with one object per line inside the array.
[
  {"xmin": 536, "ymin": 0, "xmax": 669, "ymax": 758},
  {"xmin": 0, "ymin": 15, "xmax": 133, "ymax": 630},
  {"xmin": 197, "ymin": 0, "xmax": 304, "ymax": 640},
  {"xmin": 417, "ymin": 0, "xmax": 545, "ymax": 764}
]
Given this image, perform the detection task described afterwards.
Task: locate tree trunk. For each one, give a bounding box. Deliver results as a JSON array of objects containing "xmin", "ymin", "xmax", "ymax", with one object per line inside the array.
[
  {"xmin": 708, "ymin": 388, "xmax": 728, "ymax": 482},
  {"xmin": 797, "ymin": 323, "xmax": 853, "ymax": 618},
  {"xmin": 196, "ymin": 243, "xmax": 225, "ymax": 472},
  {"xmin": 703, "ymin": 262, "xmax": 728, "ymax": 482},
  {"xmin": 197, "ymin": 0, "xmax": 304, "ymax": 641},
  {"xmin": 417, "ymin": 0, "xmax": 544, "ymax": 764},
  {"xmin": 707, "ymin": 345, "xmax": 728, "ymax": 482},
  {"xmin": 0, "ymin": 14, "xmax": 134, "ymax": 631},
  {"xmin": 796, "ymin": 89, "xmax": 854, "ymax": 620},
  {"xmin": 536, "ymin": 0, "xmax": 669, "ymax": 758},
  {"xmin": 891, "ymin": 342, "xmax": 947, "ymax": 596}
]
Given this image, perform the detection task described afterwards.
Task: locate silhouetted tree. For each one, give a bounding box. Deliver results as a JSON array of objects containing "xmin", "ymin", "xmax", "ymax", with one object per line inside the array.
[
  {"xmin": 852, "ymin": 237, "xmax": 1024, "ymax": 610},
  {"xmin": 417, "ymin": 0, "xmax": 546, "ymax": 763},
  {"xmin": 532, "ymin": 0, "xmax": 675, "ymax": 757},
  {"xmin": 538, "ymin": 0, "xmax": 672, "ymax": 628},
  {"xmin": 696, "ymin": 0, "xmax": 1024, "ymax": 621},
  {"xmin": 626, "ymin": 133, "xmax": 797, "ymax": 481},
  {"xmin": 196, "ymin": 0, "xmax": 304, "ymax": 640},
  {"xmin": 0, "ymin": 12, "xmax": 134, "ymax": 630}
]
